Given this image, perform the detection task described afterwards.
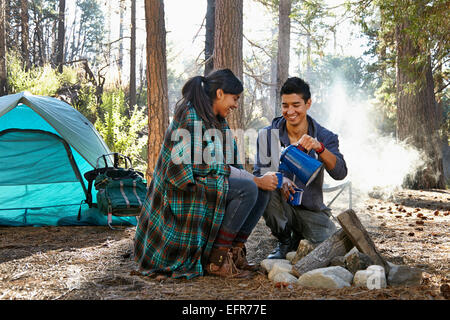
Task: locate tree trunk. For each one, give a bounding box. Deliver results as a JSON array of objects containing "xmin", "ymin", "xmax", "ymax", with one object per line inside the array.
[
  {"xmin": 269, "ymin": 27, "xmax": 277, "ymax": 120},
  {"xmin": 0, "ymin": 0, "xmax": 7, "ymax": 96},
  {"xmin": 4, "ymin": 0, "xmax": 9, "ymax": 48},
  {"xmin": 306, "ymin": 33, "xmax": 311, "ymax": 77},
  {"xmin": 145, "ymin": 0, "xmax": 169, "ymax": 183},
  {"xmin": 137, "ymin": 43, "xmax": 145, "ymax": 103},
  {"xmin": 204, "ymin": 0, "xmax": 215, "ymax": 76},
  {"xmin": 105, "ymin": 0, "xmax": 112, "ymax": 67},
  {"xmin": 395, "ymin": 20, "xmax": 445, "ymax": 189},
  {"xmin": 275, "ymin": 0, "xmax": 291, "ymax": 114},
  {"xmin": 129, "ymin": 0, "xmax": 137, "ymax": 107},
  {"xmin": 214, "ymin": 0, "xmax": 244, "ymax": 132},
  {"xmin": 119, "ymin": 0, "xmax": 125, "ymax": 73},
  {"xmin": 56, "ymin": 0, "xmax": 65, "ymax": 73},
  {"xmin": 20, "ymin": 0, "xmax": 29, "ymax": 70}
]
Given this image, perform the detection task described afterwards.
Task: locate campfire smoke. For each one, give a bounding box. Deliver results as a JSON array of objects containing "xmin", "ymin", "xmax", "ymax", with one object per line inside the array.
[{"xmin": 312, "ymin": 80, "xmax": 425, "ymax": 206}]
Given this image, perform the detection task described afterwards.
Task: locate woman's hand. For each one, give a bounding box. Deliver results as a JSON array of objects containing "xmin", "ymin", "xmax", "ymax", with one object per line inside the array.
[
  {"xmin": 253, "ymin": 172, "xmax": 278, "ymax": 191},
  {"xmin": 281, "ymin": 177, "xmax": 297, "ymax": 201}
]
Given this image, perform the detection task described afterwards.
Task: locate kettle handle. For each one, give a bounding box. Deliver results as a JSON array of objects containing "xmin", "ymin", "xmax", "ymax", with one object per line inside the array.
[{"xmin": 294, "ymin": 143, "xmax": 311, "ymax": 155}]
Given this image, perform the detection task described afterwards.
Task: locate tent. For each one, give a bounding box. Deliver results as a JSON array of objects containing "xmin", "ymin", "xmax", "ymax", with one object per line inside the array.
[{"xmin": 0, "ymin": 91, "xmax": 137, "ymax": 227}]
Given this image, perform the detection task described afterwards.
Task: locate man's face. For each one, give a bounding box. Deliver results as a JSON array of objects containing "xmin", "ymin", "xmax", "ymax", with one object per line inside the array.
[{"xmin": 281, "ymin": 93, "xmax": 312, "ymax": 126}]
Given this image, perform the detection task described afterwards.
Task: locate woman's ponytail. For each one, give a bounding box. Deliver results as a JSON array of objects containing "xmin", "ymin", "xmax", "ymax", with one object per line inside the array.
[
  {"xmin": 173, "ymin": 69, "xmax": 243, "ymax": 129},
  {"xmin": 174, "ymin": 75, "xmax": 220, "ymax": 129}
]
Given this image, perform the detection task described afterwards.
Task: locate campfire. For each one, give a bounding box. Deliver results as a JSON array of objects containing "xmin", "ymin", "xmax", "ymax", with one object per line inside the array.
[{"xmin": 260, "ymin": 209, "xmax": 423, "ymax": 289}]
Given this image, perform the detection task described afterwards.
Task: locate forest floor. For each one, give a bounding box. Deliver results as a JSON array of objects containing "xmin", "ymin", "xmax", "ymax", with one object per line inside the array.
[{"xmin": 0, "ymin": 188, "xmax": 449, "ymax": 301}]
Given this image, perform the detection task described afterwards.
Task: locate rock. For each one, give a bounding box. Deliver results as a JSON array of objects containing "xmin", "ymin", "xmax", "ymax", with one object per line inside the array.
[
  {"xmin": 353, "ymin": 265, "xmax": 387, "ymax": 289},
  {"xmin": 344, "ymin": 250, "xmax": 373, "ymax": 274},
  {"xmin": 329, "ymin": 256, "xmax": 345, "ymax": 267},
  {"xmin": 272, "ymin": 272, "xmax": 298, "ymax": 284},
  {"xmin": 297, "ymin": 266, "xmax": 353, "ymax": 289},
  {"xmin": 291, "ymin": 239, "xmax": 317, "ymax": 264},
  {"xmin": 344, "ymin": 247, "xmax": 359, "ymax": 258},
  {"xmin": 367, "ymin": 265, "xmax": 385, "ymax": 273},
  {"xmin": 268, "ymin": 262, "xmax": 292, "ymax": 280},
  {"xmin": 286, "ymin": 251, "xmax": 296, "ymax": 263},
  {"xmin": 260, "ymin": 259, "xmax": 290, "ymax": 274},
  {"xmin": 387, "ymin": 262, "xmax": 422, "ymax": 287}
]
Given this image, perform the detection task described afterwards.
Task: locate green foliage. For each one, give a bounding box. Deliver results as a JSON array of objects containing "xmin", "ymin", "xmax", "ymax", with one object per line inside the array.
[
  {"xmin": 6, "ymin": 54, "xmax": 148, "ymax": 172},
  {"xmin": 7, "ymin": 53, "xmax": 73, "ymax": 96},
  {"xmin": 291, "ymin": 0, "xmax": 331, "ymax": 63},
  {"xmin": 59, "ymin": 67, "xmax": 79, "ymax": 87},
  {"xmin": 351, "ymin": 0, "xmax": 449, "ymax": 137},
  {"xmin": 306, "ymin": 55, "xmax": 377, "ymax": 101},
  {"xmin": 69, "ymin": 0, "xmax": 106, "ymax": 65},
  {"xmin": 73, "ymin": 85, "xmax": 99, "ymax": 124},
  {"xmin": 95, "ymin": 90, "xmax": 148, "ymax": 172},
  {"xmin": 373, "ymin": 75, "xmax": 397, "ymax": 134}
]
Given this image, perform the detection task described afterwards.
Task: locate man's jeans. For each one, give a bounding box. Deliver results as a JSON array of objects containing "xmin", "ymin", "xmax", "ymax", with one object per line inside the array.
[
  {"xmin": 263, "ymin": 189, "xmax": 337, "ymax": 244},
  {"xmin": 220, "ymin": 176, "xmax": 270, "ymax": 236}
]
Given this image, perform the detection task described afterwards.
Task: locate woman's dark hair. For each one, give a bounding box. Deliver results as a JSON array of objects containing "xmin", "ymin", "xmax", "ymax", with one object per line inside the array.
[
  {"xmin": 280, "ymin": 77, "xmax": 311, "ymax": 103},
  {"xmin": 173, "ymin": 68, "xmax": 243, "ymax": 129}
]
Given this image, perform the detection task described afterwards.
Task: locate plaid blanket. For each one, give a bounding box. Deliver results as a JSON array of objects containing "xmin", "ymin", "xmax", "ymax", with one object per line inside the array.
[{"xmin": 134, "ymin": 106, "xmax": 242, "ymax": 279}]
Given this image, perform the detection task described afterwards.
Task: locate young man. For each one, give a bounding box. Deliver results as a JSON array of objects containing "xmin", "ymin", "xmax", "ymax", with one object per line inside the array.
[{"xmin": 253, "ymin": 77, "xmax": 348, "ymax": 259}]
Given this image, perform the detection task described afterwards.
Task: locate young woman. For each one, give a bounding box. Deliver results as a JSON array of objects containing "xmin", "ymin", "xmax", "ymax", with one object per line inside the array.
[{"xmin": 134, "ymin": 69, "xmax": 278, "ymax": 279}]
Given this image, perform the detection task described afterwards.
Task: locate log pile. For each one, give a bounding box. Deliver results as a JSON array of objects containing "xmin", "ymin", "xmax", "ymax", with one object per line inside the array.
[{"xmin": 261, "ymin": 209, "xmax": 423, "ymax": 289}]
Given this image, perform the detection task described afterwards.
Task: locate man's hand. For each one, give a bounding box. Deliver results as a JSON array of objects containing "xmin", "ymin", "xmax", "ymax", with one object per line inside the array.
[
  {"xmin": 281, "ymin": 177, "xmax": 297, "ymax": 201},
  {"xmin": 295, "ymin": 134, "xmax": 321, "ymax": 152},
  {"xmin": 253, "ymin": 172, "xmax": 278, "ymax": 191},
  {"xmin": 296, "ymin": 134, "xmax": 337, "ymax": 171}
]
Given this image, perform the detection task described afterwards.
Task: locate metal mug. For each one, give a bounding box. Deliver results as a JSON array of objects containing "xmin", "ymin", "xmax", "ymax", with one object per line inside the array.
[
  {"xmin": 288, "ymin": 187, "xmax": 303, "ymax": 206},
  {"xmin": 275, "ymin": 172, "xmax": 283, "ymax": 189}
]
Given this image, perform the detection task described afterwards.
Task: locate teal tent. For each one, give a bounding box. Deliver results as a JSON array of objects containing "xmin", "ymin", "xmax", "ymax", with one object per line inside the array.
[{"xmin": 0, "ymin": 91, "xmax": 137, "ymax": 227}]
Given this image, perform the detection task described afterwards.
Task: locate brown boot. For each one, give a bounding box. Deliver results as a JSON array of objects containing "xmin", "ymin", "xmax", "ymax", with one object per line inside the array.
[
  {"xmin": 231, "ymin": 243, "xmax": 260, "ymax": 272},
  {"xmin": 205, "ymin": 247, "xmax": 252, "ymax": 278}
]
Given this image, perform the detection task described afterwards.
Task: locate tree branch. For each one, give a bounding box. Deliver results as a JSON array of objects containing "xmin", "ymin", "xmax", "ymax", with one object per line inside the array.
[
  {"xmin": 243, "ymin": 34, "xmax": 273, "ymax": 59},
  {"xmin": 243, "ymin": 61, "xmax": 276, "ymax": 87}
]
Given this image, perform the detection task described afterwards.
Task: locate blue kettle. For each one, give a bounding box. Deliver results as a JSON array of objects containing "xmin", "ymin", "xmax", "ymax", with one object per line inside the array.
[{"xmin": 279, "ymin": 145, "xmax": 323, "ymax": 187}]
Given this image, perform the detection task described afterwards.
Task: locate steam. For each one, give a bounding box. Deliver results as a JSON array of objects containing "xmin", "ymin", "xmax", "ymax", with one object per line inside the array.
[{"xmin": 312, "ymin": 80, "xmax": 425, "ymax": 204}]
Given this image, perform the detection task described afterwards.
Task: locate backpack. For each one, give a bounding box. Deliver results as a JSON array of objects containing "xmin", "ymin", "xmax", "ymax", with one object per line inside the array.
[{"xmin": 82, "ymin": 153, "xmax": 148, "ymax": 228}]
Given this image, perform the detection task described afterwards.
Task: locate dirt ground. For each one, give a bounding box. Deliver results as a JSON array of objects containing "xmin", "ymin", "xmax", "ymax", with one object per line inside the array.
[{"xmin": 0, "ymin": 188, "xmax": 448, "ymax": 300}]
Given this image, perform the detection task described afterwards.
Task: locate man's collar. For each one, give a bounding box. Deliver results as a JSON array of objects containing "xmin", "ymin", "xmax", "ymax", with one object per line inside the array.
[{"xmin": 278, "ymin": 115, "xmax": 316, "ymax": 147}]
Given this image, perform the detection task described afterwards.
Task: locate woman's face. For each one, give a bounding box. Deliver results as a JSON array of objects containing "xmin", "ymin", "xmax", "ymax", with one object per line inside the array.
[{"xmin": 212, "ymin": 89, "xmax": 241, "ymax": 118}]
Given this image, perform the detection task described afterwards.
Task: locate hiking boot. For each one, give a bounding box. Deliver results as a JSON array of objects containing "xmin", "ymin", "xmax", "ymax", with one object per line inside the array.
[
  {"xmin": 266, "ymin": 239, "xmax": 291, "ymax": 259},
  {"xmin": 231, "ymin": 244, "xmax": 260, "ymax": 272},
  {"xmin": 205, "ymin": 247, "xmax": 252, "ymax": 278}
]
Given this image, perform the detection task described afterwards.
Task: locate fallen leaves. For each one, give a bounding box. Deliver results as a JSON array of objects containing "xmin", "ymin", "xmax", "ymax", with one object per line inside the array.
[
  {"xmin": 274, "ymin": 282, "xmax": 293, "ymax": 290},
  {"xmin": 440, "ymin": 284, "xmax": 450, "ymax": 299}
]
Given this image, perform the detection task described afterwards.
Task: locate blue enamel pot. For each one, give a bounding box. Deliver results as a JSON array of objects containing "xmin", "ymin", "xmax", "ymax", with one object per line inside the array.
[{"xmin": 279, "ymin": 145, "xmax": 323, "ymax": 187}]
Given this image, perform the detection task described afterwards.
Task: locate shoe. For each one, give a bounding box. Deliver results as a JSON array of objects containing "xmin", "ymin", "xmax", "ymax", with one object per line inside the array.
[
  {"xmin": 289, "ymin": 232, "xmax": 302, "ymax": 252},
  {"xmin": 231, "ymin": 244, "xmax": 259, "ymax": 272},
  {"xmin": 266, "ymin": 239, "xmax": 291, "ymax": 259},
  {"xmin": 205, "ymin": 247, "xmax": 252, "ymax": 278}
]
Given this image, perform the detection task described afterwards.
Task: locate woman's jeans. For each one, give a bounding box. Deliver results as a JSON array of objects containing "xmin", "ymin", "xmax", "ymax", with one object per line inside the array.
[{"xmin": 219, "ymin": 176, "xmax": 270, "ymax": 239}]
